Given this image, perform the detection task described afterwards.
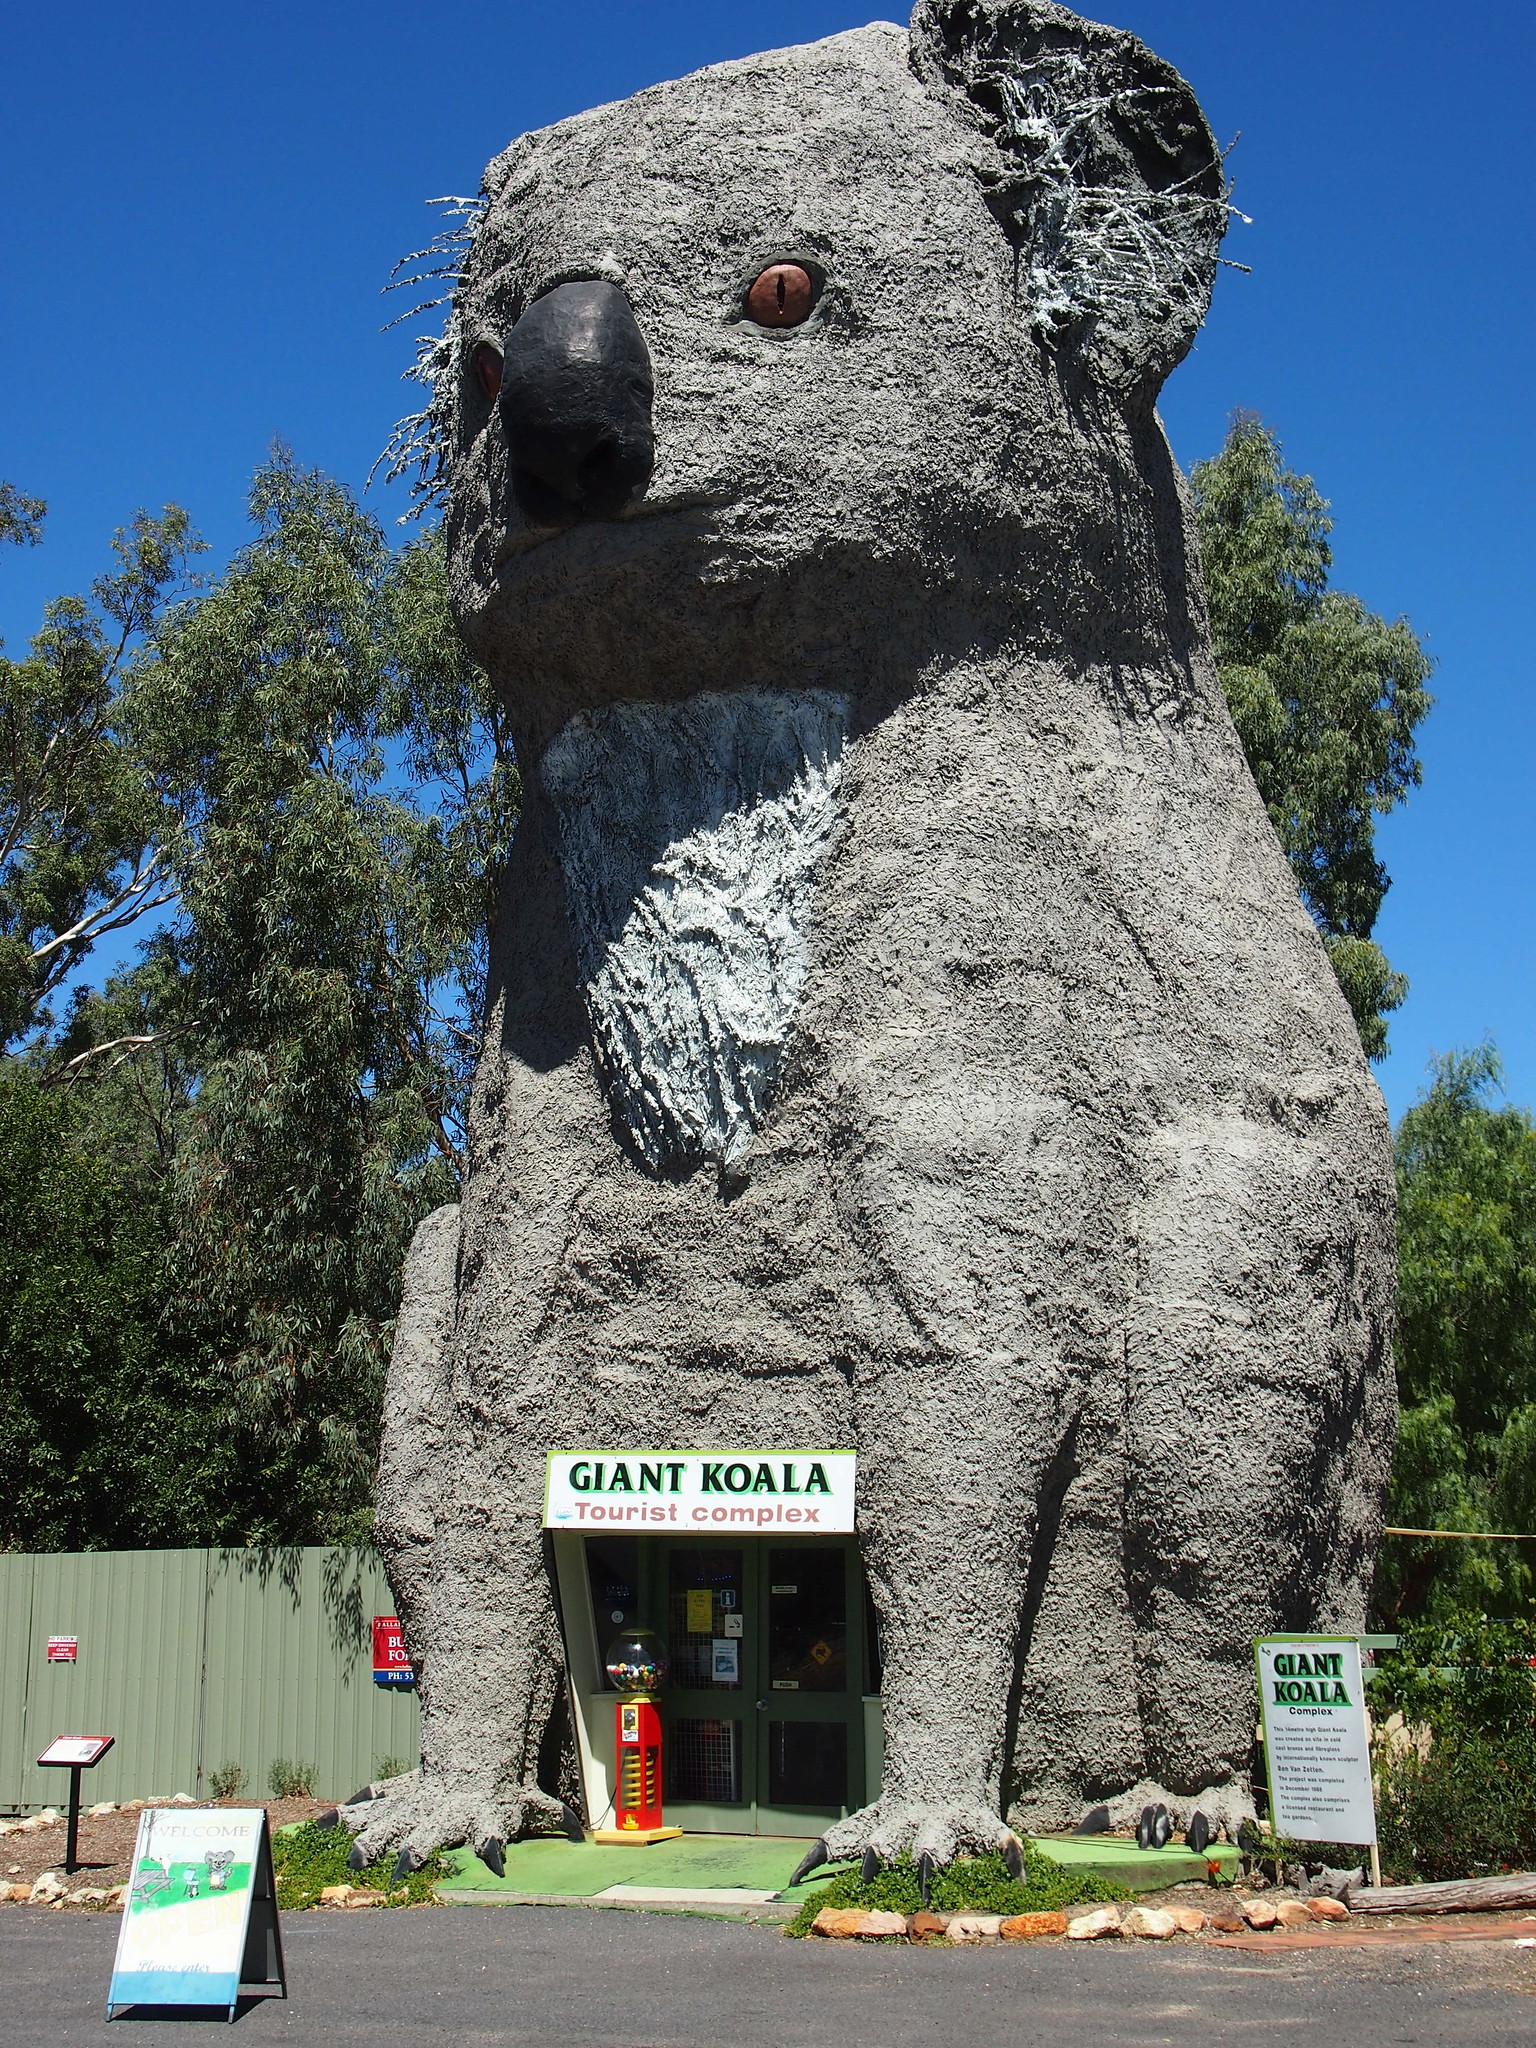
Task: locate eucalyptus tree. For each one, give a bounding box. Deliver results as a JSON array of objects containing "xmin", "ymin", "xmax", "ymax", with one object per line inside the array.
[{"xmin": 1191, "ymin": 418, "xmax": 1433, "ymax": 1058}]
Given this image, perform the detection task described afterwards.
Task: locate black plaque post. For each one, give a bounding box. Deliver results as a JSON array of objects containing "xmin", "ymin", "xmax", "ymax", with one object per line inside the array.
[
  {"xmin": 35, "ymin": 1736, "xmax": 115, "ymax": 1877},
  {"xmin": 64, "ymin": 1765, "xmax": 84, "ymax": 1875}
]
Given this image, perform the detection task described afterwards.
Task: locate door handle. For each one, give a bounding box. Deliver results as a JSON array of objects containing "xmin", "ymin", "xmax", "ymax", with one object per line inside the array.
[{"xmin": 755, "ymin": 1699, "xmax": 767, "ymax": 1712}]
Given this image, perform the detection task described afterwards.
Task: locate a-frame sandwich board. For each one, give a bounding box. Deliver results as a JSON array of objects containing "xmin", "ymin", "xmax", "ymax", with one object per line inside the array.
[{"xmin": 106, "ymin": 1805, "xmax": 287, "ymax": 2022}]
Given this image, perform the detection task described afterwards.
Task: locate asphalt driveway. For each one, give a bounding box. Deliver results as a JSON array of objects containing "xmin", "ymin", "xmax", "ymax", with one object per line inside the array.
[{"xmin": 3, "ymin": 1903, "xmax": 1534, "ymax": 2046}]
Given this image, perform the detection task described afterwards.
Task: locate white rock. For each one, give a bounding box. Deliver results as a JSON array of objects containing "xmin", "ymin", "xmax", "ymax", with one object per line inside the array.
[
  {"xmin": 86, "ymin": 1801, "xmax": 116, "ymax": 1818},
  {"xmin": 170, "ymin": 1794, "xmax": 198, "ymax": 1806},
  {"xmin": 36, "ymin": 1809, "xmax": 63, "ymax": 1826},
  {"xmin": 67, "ymin": 1887, "xmax": 109, "ymax": 1905},
  {"xmin": 1124, "ymin": 1906, "xmax": 1178, "ymax": 1939},
  {"xmin": 946, "ymin": 1912, "xmax": 1006, "ymax": 1942},
  {"xmin": 1067, "ymin": 1906, "xmax": 1123, "ymax": 1940},
  {"xmin": 29, "ymin": 1874, "xmax": 66, "ymax": 1904}
]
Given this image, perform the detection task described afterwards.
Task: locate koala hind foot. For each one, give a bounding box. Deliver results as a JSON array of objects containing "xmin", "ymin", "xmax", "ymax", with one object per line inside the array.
[
  {"xmin": 341, "ymin": 1770, "xmax": 581, "ymax": 1880},
  {"xmin": 791, "ymin": 1797, "xmax": 1022, "ymax": 1898}
]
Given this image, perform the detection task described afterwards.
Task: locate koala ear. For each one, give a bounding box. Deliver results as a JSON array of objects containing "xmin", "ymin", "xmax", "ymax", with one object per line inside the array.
[{"xmin": 910, "ymin": 0, "xmax": 1227, "ymax": 390}]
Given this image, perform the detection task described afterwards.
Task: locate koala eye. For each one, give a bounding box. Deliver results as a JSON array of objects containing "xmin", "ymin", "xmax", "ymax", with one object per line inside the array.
[
  {"xmin": 745, "ymin": 263, "xmax": 814, "ymax": 328},
  {"xmin": 470, "ymin": 343, "xmax": 503, "ymax": 400}
]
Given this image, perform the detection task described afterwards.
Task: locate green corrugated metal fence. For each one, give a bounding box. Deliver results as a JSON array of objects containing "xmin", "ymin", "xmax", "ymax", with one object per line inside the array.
[{"xmin": 0, "ymin": 1548, "xmax": 419, "ymax": 1811}]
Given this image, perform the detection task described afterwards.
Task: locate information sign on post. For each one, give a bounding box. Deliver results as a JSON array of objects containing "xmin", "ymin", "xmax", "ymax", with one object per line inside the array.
[
  {"xmin": 37, "ymin": 1736, "xmax": 115, "ymax": 1875},
  {"xmin": 1254, "ymin": 1635, "xmax": 1377, "ymax": 1848},
  {"xmin": 107, "ymin": 1807, "xmax": 286, "ymax": 2022}
]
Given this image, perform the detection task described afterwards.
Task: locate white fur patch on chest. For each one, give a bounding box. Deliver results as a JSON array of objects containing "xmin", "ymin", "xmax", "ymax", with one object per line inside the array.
[{"xmin": 542, "ymin": 687, "xmax": 848, "ymax": 1175}]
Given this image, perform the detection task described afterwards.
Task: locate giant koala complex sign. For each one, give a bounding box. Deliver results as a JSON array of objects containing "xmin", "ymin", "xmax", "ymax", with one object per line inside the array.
[{"xmin": 351, "ymin": 0, "xmax": 1396, "ymax": 1879}]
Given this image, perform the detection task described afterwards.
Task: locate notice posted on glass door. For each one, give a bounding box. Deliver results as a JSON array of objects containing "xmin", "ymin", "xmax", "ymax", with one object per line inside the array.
[{"xmin": 1254, "ymin": 1636, "xmax": 1377, "ymax": 1845}]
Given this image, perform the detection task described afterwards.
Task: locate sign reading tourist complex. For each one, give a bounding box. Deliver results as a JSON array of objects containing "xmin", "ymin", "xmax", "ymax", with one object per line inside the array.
[
  {"xmin": 107, "ymin": 1806, "xmax": 286, "ymax": 2020},
  {"xmin": 1254, "ymin": 1635, "xmax": 1377, "ymax": 1845},
  {"xmin": 544, "ymin": 1451, "xmax": 856, "ymax": 1533}
]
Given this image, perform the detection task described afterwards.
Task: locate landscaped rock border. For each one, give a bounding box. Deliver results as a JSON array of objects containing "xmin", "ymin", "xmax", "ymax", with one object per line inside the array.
[{"xmin": 809, "ymin": 1896, "xmax": 1358, "ymax": 1943}]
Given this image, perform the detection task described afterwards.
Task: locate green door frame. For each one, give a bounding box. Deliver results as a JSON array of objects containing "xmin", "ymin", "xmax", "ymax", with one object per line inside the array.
[{"xmin": 647, "ymin": 1535, "xmax": 866, "ymax": 1837}]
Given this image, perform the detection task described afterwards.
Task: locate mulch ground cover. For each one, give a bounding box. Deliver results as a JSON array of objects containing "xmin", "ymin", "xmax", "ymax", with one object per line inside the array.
[{"xmin": 0, "ymin": 1796, "xmax": 333, "ymax": 1895}]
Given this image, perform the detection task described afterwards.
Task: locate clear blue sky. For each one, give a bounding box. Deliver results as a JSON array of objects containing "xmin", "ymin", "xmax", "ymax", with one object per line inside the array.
[{"xmin": 5, "ymin": 1, "xmax": 1532, "ymax": 1123}]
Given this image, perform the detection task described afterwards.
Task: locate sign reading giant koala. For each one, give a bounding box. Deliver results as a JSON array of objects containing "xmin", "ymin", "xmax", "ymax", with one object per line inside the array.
[{"xmin": 349, "ymin": 0, "xmax": 1396, "ymax": 1878}]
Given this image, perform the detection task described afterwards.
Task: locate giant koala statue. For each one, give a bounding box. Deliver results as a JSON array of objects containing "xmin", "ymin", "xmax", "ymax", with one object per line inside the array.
[{"xmin": 348, "ymin": 0, "xmax": 1397, "ymax": 1877}]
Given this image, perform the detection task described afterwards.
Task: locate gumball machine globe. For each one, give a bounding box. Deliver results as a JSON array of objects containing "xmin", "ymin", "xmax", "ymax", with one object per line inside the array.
[{"xmin": 605, "ymin": 1627, "xmax": 667, "ymax": 1697}]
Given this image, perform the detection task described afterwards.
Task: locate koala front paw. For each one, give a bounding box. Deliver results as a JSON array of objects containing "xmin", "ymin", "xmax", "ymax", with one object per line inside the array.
[
  {"xmin": 341, "ymin": 1773, "xmax": 582, "ymax": 1881},
  {"xmin": 789, "ymin": 1795, "xmax": 1023, "ymax": 1898}
]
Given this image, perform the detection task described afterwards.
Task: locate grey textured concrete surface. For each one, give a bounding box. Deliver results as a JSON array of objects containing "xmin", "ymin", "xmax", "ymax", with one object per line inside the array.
[
  {"xmin": 361, "ymin": 0, "xmax": 1397, "ymax": 1869},
  {"xmin": 6, "ymin": 1909, "xmax": 1534, "ymax": 2048}
]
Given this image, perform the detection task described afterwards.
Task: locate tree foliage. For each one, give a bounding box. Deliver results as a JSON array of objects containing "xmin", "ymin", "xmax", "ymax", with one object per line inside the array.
[
  {"xmin": 121, "ymin": 453, "xmax": 512, "ymax": 1519},
  {"xmin": 0, "ymin": 455, "xmax": 511, "ymax": 1544},
  {"xmin": 1191, "ymin": 417, "xmax": 1433, "ymax": 1058},
  {"xmin": 0, "ymin": 503, "xmax": 204, "ymax": 1047},
  {"xmin": 0, "ymin": 483, "xmax": 47, "ymax": 552},
  {"xmin": 1375, "ymin": 1044, "xmax": 1536, "ymax": 1620}
]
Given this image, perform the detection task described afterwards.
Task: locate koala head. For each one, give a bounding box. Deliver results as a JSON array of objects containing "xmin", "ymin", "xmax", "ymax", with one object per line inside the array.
[{"xmin": 409, "ymin": 1, "xmax": 1225, "ymax": 741}]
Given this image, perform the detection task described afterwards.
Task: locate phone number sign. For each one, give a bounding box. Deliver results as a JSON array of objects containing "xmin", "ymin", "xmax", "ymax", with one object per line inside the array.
[{"xmin": 372, "ymin": 1616, "xmax": 414, "ymax": 1687}]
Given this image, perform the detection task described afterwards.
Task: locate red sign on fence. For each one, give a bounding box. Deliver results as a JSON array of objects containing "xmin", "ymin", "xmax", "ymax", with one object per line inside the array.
[
  {"xmin": 46, "ymin": 1636, "xmax": 78, "ymax": 1664},
  {"xmin": 372, "ymin": 1616, "xmax": 413, "ymax": 1687}
]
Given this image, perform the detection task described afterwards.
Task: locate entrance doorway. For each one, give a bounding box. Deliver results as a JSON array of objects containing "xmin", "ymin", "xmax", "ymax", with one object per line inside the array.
[{"xmin": 580, "ymin": 1534, "xmax": 870, "ymax": 1835}]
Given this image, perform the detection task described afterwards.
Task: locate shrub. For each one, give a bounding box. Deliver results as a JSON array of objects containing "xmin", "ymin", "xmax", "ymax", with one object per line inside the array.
[
  {"xmin": 272, "ymin": 1820, "xmax": 446, "ymax": 1910},
  {"xmin": 267, "ymin": 1757, "xmax": 317, "ymax": 1800},
  {"xmin": 209, "ymin": 1762, "xmax": 247, "ymax": 1800},
  {"xmin": 374, "ymin": 1755, "xmax": 414, "ymax": 1783},
  {"xmin": 1375, "ymin": 1733, "xmax": 1536, "ymax": 1883},
  {"xmin": 1363, "ymin": 1614, "xmax": 1536, "ymax": 1883},
  {"xmin": 784, "ymin": 1845, "xmax": 1127, "ymax": 1938}
]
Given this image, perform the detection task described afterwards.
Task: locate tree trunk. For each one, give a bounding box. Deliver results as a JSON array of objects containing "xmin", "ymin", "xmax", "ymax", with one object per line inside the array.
[{"xmin": 1350, "ymin": 1874, "xmax": 1536, "ymax": 1915}]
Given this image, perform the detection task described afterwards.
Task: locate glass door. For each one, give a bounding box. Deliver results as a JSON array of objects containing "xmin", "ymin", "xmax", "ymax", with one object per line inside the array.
[
  {"xmin": 659, "ymin": 1545, "xmax": 751, "ymax": 1831},
  {"xmin": 754, "ymin": 1544, "xmax": 865, "ymax": 1835},
  {"xmin": 646, "ymin": 1536, "xmax": 865, "ymax": 1835}
]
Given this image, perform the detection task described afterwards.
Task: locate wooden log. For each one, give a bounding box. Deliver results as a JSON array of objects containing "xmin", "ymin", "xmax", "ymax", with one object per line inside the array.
[{"xmin": 1348, "ymin": 1873, "xmax": 1536, "ymax": 1915}]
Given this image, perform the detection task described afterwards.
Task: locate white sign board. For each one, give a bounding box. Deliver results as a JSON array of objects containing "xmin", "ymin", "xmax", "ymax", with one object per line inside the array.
[
  {"xmin": 1254, "ymin": 1636, "xmax": 1377, "ymax": 1845},
  {"xmin": 544, "ymin": 1450, "xmax": 856, "ymax": 1533},
  {"xmin": 37, "ymin": 1735, "xmax": 113, "ymax": 1767},
  {"xmin": 107, "ymin": 1806, "xmax": 285, "ymax": 2018}
]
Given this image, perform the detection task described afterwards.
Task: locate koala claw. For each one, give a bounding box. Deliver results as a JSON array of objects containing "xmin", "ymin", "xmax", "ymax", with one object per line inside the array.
[
  {"xmin": 1002, "ymin": 1834, "xmax": 1024, "ymax": 1880},
  {"xmin": 917, "ymin": 1852, "xmax": 936, "ymax": 1906},
  {"xmin": 822, "ymin": 1796, "xmax": 1020, "ymax": 1875},
  {"xmin": 860, "ymin": 1847, "xmax": 881, "ymax": 1884},
  {"xmin": 346, "ymin": 1842, "xmax": 368, "ymax": 1873},
  {"xmin": 560, "ymin": 1802, "xmax": 585, "ymax": 1844},
  {"xmin": 342, "ymin": 1773, "xmax": 573, "ymax": 1867},
  {"xmin": 477, "ymin": 1836, "xmax": 505, "ymax": 1878},
  {"xmin": 393, "ymin": 1847, "xmax": 422, "ymax": 1885},
  {"xmin": 788, "ymin": 1838, "xmax": 830, "ymax": 1888}
]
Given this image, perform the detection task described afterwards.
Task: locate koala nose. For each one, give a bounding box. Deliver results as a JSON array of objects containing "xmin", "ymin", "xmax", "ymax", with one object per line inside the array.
[{"xmin": 498, "ymin": 281, "xmax": 655, "ymax": 523}]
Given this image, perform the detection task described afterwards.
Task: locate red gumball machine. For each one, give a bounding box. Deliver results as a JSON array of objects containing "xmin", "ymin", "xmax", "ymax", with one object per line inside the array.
[{"xmin": 595, "ymin": 1628, "xmax": 681, "ymax": 1845}]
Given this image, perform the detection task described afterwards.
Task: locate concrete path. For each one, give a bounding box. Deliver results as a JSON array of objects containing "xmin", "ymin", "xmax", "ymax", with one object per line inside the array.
[{"xmin": 6, "ymin": 1903, "xmax": 1536, "ymax": 2045}]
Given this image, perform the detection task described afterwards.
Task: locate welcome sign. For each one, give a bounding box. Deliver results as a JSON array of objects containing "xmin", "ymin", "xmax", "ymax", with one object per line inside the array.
[
  {"xmin": 544, "ymin": 1450, "xmax": 856, "ymax": 1532},
  {"xmin": 1254, "ymin": 1635, "xmax": 1377, "ymax": 1846},
  {"xmin": 107, "ymin": 1807, "xmax": 285, "ymax": 2020}
]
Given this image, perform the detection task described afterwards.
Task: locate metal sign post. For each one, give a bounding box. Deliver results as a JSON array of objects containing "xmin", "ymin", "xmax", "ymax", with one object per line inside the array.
[{"xmin": 36, "ymin": 1736, "xmax": 116, "ymax": 1876}]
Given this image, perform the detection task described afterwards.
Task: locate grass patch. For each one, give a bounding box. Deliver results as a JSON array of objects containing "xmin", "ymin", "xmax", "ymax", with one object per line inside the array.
[
  {"xmin": 272, "ymin": 1820, "xmax": 447, "ymax": 1910},
  {"xmin": 784, "ymin": 1843, "xmax": 1129, "ymax": 1937}
]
